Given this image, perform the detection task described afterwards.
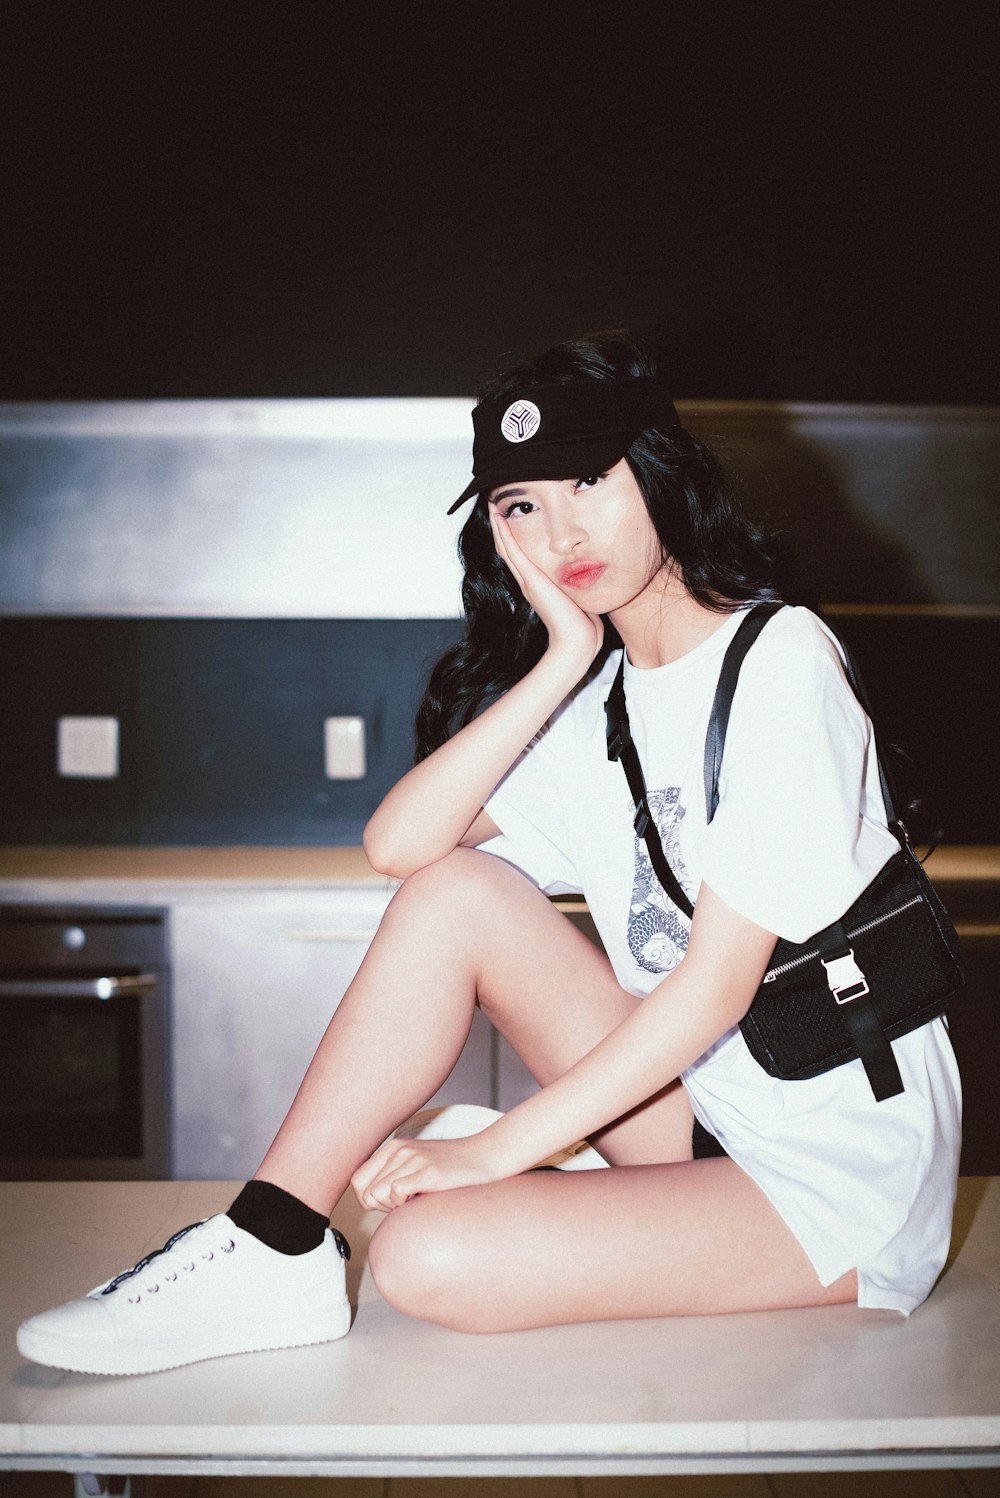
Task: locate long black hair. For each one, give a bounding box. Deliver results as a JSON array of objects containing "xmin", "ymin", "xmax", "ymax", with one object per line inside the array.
[{"xmin": 414, "ymin": 330, "xmax": 782, "ymax": 761}]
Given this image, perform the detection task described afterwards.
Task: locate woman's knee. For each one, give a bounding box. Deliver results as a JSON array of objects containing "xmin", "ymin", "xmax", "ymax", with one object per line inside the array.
[
  {"xmin": 385, "ymin": 846, "xmax": 528, "ymax": 932},
  {"xmin": 367, "ymin": 1197, "xmax": 494, "ymax": 1332}
]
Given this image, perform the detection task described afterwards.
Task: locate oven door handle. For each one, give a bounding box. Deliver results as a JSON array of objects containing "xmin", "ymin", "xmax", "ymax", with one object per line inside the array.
[{"xmin": 0, "ymin": 974, "xmax": 159, "ymax": 999}]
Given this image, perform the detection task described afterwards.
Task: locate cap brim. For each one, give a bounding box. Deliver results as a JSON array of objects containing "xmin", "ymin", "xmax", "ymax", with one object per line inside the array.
[{"xmin": 447, "ymin": 432, "xmax": 637, "ymax": 514}]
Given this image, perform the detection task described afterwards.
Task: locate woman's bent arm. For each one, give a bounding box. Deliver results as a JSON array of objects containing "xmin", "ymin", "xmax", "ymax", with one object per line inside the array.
[
  {"xmin": 363, "ymin": 646, "xmax": 592, "ymax": 878},
  {"xmin": 352, "ymin": 883, "xmax": 778, "ymax": 1209},
  {"xmin": 365, "ymin": 508, "xmax": 604, "ymax": 879},
  {"xmin": 483, "ymin": 883, "xmax": 777, "ymax": 1173}
]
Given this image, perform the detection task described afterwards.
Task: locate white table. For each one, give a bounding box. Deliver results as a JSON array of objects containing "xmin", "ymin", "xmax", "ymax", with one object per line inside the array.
[{"xmin": 2, "ymin": 1178, "xmax": 999, "ymax": 1485}]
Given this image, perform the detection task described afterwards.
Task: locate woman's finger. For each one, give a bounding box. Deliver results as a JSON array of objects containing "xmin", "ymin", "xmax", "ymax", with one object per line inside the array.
[
  {"xmin": 489, "ymin": 506, "xmax": 605, "ymax": 665},
  {"xmin": 350, "ymin": 1137, "xmax": 408, "ymax": 1202},
  {"xmin": 490, "ymin": 509, "xmax": 527, "ymax": 593},
  {"xmin": 358, "ymin": 1174, "xmax": 402, "ymax": 1211},
  {"xmin": 491, "ymin": 508, "xmax": 562, "ymax": 609},
  {"xmin": 492, "ymin": 508, "xmax": 539, "ymax": 592},
  {"xmin": 353, "ymin": 1138, "xmax": 446, "ymax": 1210},
  {"xmin": 360, "ymin": 1156, "xmax": 425, "ymax": 1212},
  {"xmin": 355, "ymin": 1133, "xmax": 489, "ymax": 1210}
]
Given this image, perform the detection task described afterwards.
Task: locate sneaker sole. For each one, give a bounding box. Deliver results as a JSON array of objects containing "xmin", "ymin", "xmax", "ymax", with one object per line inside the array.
[{"xmin": 16, "ymin": 1298, "xmax": 352, "ymax": 1377}]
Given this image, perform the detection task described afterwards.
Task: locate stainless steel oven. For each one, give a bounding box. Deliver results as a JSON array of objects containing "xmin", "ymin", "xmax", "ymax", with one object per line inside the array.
[{"xmin": 0, "ymin": 904, "xmax": 171, "ymax": 1179}]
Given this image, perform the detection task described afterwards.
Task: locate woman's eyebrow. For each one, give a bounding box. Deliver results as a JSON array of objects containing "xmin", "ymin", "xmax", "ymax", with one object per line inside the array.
[{"xmin": 489, "ymin": 486, "xmax": 528, "ymax": 505}]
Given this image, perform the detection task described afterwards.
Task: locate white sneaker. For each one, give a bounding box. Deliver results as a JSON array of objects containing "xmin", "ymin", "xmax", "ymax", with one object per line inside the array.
[
  {"xmin": 392, "ymin": 1104, "xmax": 610, "ymax": 1171},
  {"xmin": 16, "ymin": 1214, "xmax": 352, "ymax": 1376}
]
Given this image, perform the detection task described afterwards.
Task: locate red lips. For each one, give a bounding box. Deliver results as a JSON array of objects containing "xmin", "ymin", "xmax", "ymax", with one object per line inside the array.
[{"xmin": 560, "ymin": 562, "xmax": 607, "ymax": 588}]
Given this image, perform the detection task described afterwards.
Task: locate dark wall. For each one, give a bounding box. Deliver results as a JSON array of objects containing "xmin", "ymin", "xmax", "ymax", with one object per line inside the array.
[
  {"xmin": 0, "ymin": 619, "xmax": 461, "ymax": 846},
  {"xmin": 2, "ymin": 9, "xmax": 996, "ymax": 405},
  {"xmin": 1, "ymin": 614, "xmax": 996, "ymax": 847}
]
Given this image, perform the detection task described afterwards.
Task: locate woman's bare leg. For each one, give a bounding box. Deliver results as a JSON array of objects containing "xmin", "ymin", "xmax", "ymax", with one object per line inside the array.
[
  {"xmin": 255, "ymin": 847, "xmax": 671, "ymax": 1214},
  {"xmin": 368, "ymin": 1161, "xmax": 858, "ymax": 1328},
  {"xmin": 475, "ymin": 896, "xmax": 696, "ymax": 1167},
  {"xmin": 256, "ymin": 845, "xmax": 853, "ymax": 1321}
]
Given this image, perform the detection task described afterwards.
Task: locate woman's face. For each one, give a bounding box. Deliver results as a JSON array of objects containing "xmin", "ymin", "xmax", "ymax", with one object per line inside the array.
[{"xmin": 487, "ymin": 458, "xmax": 666, "ymax": 612}]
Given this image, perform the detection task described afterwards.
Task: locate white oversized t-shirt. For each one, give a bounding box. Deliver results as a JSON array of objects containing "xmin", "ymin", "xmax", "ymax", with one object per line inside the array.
[{"xmin": 483, "ymin": 605, "xmax": 962, "ymax": 1315}]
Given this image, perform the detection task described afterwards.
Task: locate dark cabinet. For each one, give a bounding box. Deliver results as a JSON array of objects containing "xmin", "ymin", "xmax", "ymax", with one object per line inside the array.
[{"xmin": 941, "ymin": 871, "xmax": 1000, "ymax": 1174}]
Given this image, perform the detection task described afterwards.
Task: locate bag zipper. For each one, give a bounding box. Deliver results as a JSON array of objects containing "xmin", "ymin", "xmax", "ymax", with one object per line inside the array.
[{"xmin": 761, "ymin": 895, "xmax": 924, "ymax": 983}]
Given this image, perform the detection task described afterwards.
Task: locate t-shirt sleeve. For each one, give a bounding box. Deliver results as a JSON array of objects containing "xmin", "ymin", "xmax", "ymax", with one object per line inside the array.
[
  {"xmin": 698, "ymin": 621, "xmax": 894, "ymax": 942},
  {"xmin": 482, "ymin": 715, "xmax": 583, "ymax": 895}
]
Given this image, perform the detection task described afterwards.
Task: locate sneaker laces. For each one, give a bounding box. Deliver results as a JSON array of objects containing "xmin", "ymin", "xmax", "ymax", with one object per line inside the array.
[
  {"xmin": 98, "ymin": 1220, "xmax": 214, "ymax": 1296},
  {"xmin": 98, "ymin": 1219, "xmax": 351, "ymax": 1297}
]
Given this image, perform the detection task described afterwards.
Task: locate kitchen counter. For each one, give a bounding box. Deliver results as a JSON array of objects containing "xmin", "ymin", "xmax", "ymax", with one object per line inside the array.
[
  {"xmin": 0, "ymin": 845, "xmax": 390, "ymax": 888},
  {"xmin": 2, "ymin": 842, "xmax": 996, "ymax": 1175},
  {"xmin": 2, "ymin": 1177, "xmax": 999, "ymax": 1481},
  {"xmin": 2, "ymin": 843, "xmax": 997, "ymax": 882}
]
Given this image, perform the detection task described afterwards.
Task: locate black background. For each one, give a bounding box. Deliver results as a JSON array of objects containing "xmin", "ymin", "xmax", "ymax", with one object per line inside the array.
[{"xmin": 2, "ymin": 4, "xmax": 997, "ymax": 403}]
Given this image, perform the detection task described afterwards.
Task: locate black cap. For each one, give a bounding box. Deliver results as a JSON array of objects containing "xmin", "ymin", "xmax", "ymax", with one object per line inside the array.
[{"xmin": 448, "ymin": 377, "xmax": 682, "ymax": 513}]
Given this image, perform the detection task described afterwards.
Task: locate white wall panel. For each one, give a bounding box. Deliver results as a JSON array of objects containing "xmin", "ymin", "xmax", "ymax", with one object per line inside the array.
[
  {"xmin": 0, "ymin": 399, "xmax": 473, "ymax": 617},
  {"xmin": 1, "ymin": 398, "xmax": 997, "ymax": 614}
]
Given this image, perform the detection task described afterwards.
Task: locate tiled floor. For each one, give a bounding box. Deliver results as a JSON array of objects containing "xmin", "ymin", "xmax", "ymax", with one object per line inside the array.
[{"xmin": 3, "ymin": 1471, "xmax": 1000, "ymax": 1496}]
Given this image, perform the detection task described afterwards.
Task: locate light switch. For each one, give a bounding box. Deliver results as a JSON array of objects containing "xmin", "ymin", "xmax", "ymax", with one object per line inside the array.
[
  {"xmin": 324, "ymin": 716, "xmax": 366, "ymax": 779},
  {"xmin": 57, "ymin": 716, "xmax": 120, "ymax": 778}
]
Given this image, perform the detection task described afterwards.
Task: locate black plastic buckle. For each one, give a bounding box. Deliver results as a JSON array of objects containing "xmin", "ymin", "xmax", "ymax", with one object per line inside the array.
[{"xmin": 633, "ymin": 799, "xmax": 651, "ymax": 837}]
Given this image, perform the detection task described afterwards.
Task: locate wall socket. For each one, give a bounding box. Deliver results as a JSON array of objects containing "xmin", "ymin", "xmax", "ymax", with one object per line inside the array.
[
  {"xmin": 324, "ymin": 716, "xmax": 366, "ymax": 779},
  {"xmin": 57, "ymin": 716, "xmax": 120, "ymax": 778}
]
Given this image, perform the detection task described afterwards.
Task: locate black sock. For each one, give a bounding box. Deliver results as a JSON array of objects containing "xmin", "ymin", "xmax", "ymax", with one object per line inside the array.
[{"xmin": 227, "ymin": 1179, "xmax": 329, "ymax": 1255}]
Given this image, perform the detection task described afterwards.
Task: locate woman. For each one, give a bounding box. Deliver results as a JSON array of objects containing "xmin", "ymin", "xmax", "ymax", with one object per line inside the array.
[{"xmin": 17, "ymin": 331, "xmax": 961, "ymax": 1376}]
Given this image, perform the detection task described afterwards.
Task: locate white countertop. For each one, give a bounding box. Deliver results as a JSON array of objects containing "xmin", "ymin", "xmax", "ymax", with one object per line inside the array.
[{"xmin": 2, "ymin": 1177, "xmax": 999, "ymax": 1479}]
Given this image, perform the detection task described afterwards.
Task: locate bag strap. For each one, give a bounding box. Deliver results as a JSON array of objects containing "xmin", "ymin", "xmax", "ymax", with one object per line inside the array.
[
  {"xmin": 606, "ymin": 662, "xmax": 695, "ymax": 917},
  {"xmin": 605, "ymin": 600, "xmax": 907, "ymax": 1101},
  {"xmin": 814, "ymin": 918, "xmax": 904, "ymax": 1101},
  {"xmin": 613, "ymin": 601, "xmax": 902, "ymax": 822},
  {"xmin": 608, "ymin": 601, "xmax": 907, "ymax": 879},
  {"xmin": 827, "ymin": 634, "xmax": 902, "ymax": 836},
  {"xmin": 604, "ymin": 609, "xmax": 783, "ymax": 917},
  {"xmin": 605, "ymin": 604, "xmax": 790, "ymax": 913},
  {"xmin": 704, "ymin": 603, "xmax": 902, "ymax": 831},
  {"xmin": 703, "ymin": 602, "xmax": 784, "ymax": 819}
]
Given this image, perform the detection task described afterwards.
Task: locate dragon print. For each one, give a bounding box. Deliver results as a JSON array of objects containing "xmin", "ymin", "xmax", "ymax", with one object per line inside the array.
[{"xmin": 626, "ymin": 786, "xmax": 693, "ymax": 974}]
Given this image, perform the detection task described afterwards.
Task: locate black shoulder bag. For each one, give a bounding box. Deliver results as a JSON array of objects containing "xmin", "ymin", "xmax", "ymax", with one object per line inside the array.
[{"xmin": 605, "ymin": 603, "xmax": 965, "ymax": 1101}]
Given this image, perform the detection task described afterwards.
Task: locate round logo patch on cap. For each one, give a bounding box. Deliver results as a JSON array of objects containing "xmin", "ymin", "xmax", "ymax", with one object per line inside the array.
[{"xmin": 500, "ymin": 400, "xmax": 541, "ymax": 443}]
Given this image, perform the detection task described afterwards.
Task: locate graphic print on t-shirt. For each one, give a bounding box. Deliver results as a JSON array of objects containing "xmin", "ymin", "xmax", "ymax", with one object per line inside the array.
[{"xmin": 627, "ymin": 787, "xmax": 693, "ymax": 974}]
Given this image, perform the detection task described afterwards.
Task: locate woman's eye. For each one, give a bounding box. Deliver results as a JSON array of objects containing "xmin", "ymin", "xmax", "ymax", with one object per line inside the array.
[
  {"xmin": 501, "ymin": 500, "xmax": 535, "ymax": 519},
  {"xmin": 574, "ymin": 474, "xmax": 606, "ymax": 492}
]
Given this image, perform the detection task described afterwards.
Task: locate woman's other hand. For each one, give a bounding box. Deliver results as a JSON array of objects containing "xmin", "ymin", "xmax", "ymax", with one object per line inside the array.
[
  {"xmin": 351, "ymin": 1132, "xmax": 503, "ymax": 1212},
  {"xmin": 491, "ymin": 509, "xmax": 604, "ymax": 670}
]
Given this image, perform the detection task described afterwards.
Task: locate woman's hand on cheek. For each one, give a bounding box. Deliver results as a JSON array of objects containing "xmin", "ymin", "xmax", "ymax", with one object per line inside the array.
[
  {"xmin": 350, "ymin": 1133, "xmax": 500, "ymax": 1212},
  {"xmin": 491, "ymin": 510, "xmax": 604, "ymax": 670}
]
